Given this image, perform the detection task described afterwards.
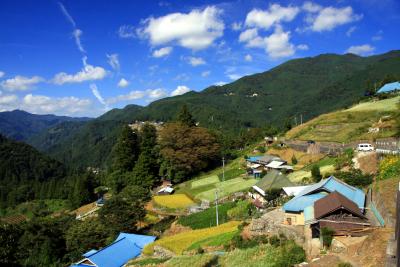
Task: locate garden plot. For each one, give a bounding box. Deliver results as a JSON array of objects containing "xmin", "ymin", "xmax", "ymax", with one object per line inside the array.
[{"xmin": 191, "ymin": 175, "xmax": 220, "ymax": 188}]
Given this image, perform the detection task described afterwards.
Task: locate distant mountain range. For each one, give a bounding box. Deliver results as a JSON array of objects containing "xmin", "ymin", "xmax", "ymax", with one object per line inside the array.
[
  {"xmin": 2, "ymin": 50, "xmax": 399, "ymax": 169},
  {"xmin": 0, "ymin": 110, "xmax": 91, "ymax": 142}
]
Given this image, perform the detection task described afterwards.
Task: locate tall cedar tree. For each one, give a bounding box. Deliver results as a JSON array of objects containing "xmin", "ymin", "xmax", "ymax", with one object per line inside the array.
[
  {"xmin": 130, "ymin": 123, "xmax": 159, "ymax": 188},
  {"xmin": 159, "ymin": 123, "xmax": 220, "ymax": 183},
  {"xmin": 176, "ymin": 105, "xmax": 196, "ymax": 127},
  {"xmin": 112, "ymin": 126, "xmax": 140, "ymax": 172}
]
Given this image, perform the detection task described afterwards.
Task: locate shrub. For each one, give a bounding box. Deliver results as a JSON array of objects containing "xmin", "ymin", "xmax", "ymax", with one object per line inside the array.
[
  {"xmin": 227, "ymin": 200, "xmax": 251, "ymax": 220},
  {"xmin": 291, "ymin": 155, "xmax": 298, "ymax": 165},
  {"xmin": 321, "ymin": 227, "xmax": 335, "ymax": 248},
  {"xmin": 256, "ymin": 146, "xmax": 266, "ymax": 153},
  {"xmin": 378, "ymin": 156, "xmax": 400, "ymax": 180},
  {"xmin": 334, "ymin": 169, "xmax": 373, "ymax": 187},
  {"xmin": 311, "ymin": 165, "xmax": 322, "ymax": 182}
]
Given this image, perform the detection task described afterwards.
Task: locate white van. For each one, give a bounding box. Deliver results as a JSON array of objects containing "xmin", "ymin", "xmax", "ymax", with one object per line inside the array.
[{"xmin": 357, "ymin": 143, "xmax": 374, "ymax": 152}]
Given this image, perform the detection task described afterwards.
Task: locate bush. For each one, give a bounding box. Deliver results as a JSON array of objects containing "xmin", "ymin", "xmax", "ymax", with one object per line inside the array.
[
  {"xmin": 378, "ymin": 156, "xmax": 400, "ymax": 180},
  {"xmin": 227, "ymin": 200, "xmax": 252, "ymax": 220},
  {"xmin": 291, "ymin": 155, "xmax": 298, "ymax": 165},
  {"xmin": 334, "ymin": 169, "xmax": 373, "ymax": 187},
  {"xmin": 256, "ymin": 146, "xmax": 266, "ymax": 153},
  {"xmin": 321, "ymin": 227, "xmax": 335, "ymax": 248},
  {"xmin": 311, "ymin": 165, "xmax": 322, "ymax": 182}
]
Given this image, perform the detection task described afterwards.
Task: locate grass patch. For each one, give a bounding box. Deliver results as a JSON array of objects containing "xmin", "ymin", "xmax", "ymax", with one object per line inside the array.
[
  {"xmin": 191, "ymin": 175, "xmax": 220, "ymax": 188},
  {"xmin": 217, "ymin": 168, "xmax": 246, "ymax": 181},
  {"xmin": 218, "ymin": 241, "xmax": 305, "ymax": 267},
  {"xmin": 178, "ymin": 202, "xmax": 236, "ymax": 229},
  {"xmin": 195, "ymin": 177, "xmax": 257, "ymax": 201},
  {"xmin": 303, "ymin": 156, "xmax": 337, "ymax": 171},
  {"xmin": 128, "ymin": 257, "xmax": 170, "ymax": 266},
  {"xmin": 143, "ymin": 221, "xmax": 240, "ymax": 255},
  {"xmin": 165, "ymin": 254, "xmax": 217, "ymax": 267},
  {"xmin": 346, "ymin": 96, "xmax": 400, "ymax": 112},
  {"xmin": 187, "ymin": 230, "xmax": 239, "ymax": 251},
  {"xmin": 153, "ymin": 194, "xmax": 195, "ymax": 209}
]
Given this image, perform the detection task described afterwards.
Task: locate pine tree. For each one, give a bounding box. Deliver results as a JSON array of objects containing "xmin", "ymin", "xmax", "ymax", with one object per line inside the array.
[
  {"xmin": 112, "ymin": 126, "xmax": 140, "ymax": 172},
  {"xmin": 176, "ymin": 105, "xmax": 196, "ymax": 127}
]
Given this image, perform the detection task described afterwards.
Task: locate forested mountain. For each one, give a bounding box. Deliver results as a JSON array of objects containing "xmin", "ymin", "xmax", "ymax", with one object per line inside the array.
[
  {"xmin": 0, "ymin": 109, "xmax": 91, "ymax": 141},
  {"xmin": 0, "ymin": 134, "xmax": 66, "ymax": 208},
  {"xmin": 26, "ymin": 51, "xmax": 400, "ymax": 169}
]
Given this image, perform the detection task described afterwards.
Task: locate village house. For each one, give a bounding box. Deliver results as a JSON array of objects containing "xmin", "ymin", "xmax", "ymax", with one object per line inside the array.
[
  {"xmin": 376, "ymin": 81, "xmax": 400, "ymax": 94},
  {"xmin": 246, "ymin": 155, "xmax": 290, "ymax": 177},
  {"xmin": 309, "ymin": 191, "xmax": 370, "ymax": 238},
  {"xmin": 249, "ymin": 170, "xmax": 294, "ymax": 206},
  {"xmin": 282, "ymin": 176, "xmax": 366, "ymax": 226},
  {"xmin": 71, "ymin": 233, "xmax": 156, "ymax": 267}
]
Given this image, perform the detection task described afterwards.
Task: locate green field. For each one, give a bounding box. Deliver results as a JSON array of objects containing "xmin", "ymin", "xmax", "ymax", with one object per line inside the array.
[
  {"xmin": 347, "ymin": 96, "xmax": 400, "ymax": 112},
  {"xmin": 191, "ymin": 175, "xmax": 220, "ymax": 188}
]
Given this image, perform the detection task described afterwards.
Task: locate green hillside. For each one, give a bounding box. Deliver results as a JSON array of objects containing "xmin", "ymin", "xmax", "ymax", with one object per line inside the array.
[
  {"xmin": 286, "ymin": 96, "xmax": 400, "ymax": 142},
  {"xmin": 30, "ymin": 51, "xmax": 400, "ymax": 168}
]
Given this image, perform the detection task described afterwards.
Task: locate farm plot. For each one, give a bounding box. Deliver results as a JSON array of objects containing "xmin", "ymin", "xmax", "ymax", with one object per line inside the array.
[
  {"xmin": 153, "ymin": 194, "xmax": 195, "ymax": 209},
  {"xmin": 143, "ymin": 221, "xmax": 240, "ymax": 255},
  {"xmin": 191, "ymin": 175, "xmax": 220, "ymax": 188},
  {"xmin": 195, "ymin": 177, "xmax": 257, "ymax": 201}
]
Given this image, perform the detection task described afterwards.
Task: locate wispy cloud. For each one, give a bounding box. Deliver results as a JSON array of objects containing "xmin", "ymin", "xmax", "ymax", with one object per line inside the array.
[
  {"xmin": 58, "ymin": 2, "xmax": 76, "ymax": 28},
  {"xmin": 107, "ymin": 53, "xmax": 120, "ymax": 70}
]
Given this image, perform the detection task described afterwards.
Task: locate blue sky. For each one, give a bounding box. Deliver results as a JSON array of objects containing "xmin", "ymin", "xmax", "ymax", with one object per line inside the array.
[{"xmin": 0, "ymin": 0, "xmax": 399, "ymax": 117}]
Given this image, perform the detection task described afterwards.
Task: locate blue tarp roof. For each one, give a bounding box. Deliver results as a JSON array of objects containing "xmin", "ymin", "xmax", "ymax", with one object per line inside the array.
[
  {"xmin": 377, "ymin": 81, "xmax": 400, "ymax": 94},
  {"xmin": 71, "ymin": 233, "xmax": 156, "ymax": 267},
  {"xmin": 247, "ymin": 156, "xmax": 263, "ymax": 162},
  {"xmin": 283, "ymin": 176, "xmax": 366, "ymax": 212}
]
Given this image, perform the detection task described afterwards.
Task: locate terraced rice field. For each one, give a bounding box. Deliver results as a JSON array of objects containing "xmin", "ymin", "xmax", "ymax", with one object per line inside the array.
[
  {"xmin": 191, "ymin": 175, "xmax": 220, "ymax": 188},
  {"xmin": 143, "ymin": 221, "xmax": 240, "ymax": 255},
  {"xmin": 153, "ymin": 194, "xmax": 195, "ymax": 209}
]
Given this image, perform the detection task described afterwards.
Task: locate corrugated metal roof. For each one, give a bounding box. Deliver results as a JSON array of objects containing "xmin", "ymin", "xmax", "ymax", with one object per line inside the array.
[
  {"xmin": 282, "ymin": 185, "xmax": 312, "ymax": 196},
  {"xmin": 283, "ymin": 176, "xmax": 365, "ymax": 212},
  {"xmin": 314, "ymin": 191, "xmax": 366, "ymax": 220},
  {"xmin": 266, "ymin": 160, "xmax": 285, "ymax": 168},
  {"xmin": 283, "ymin": 192, "xmax": 327, "ymax": 212},
  {"xmin": 254, "ymin": 169, "xmax": 294, "ymax": 192},
  {"xmin": 71, "ymin": 233, "xmax": 156, "ymax": 267},
  {"xmin": 377, "ymin": 81, "xmax": 400, "ymax": 94}
]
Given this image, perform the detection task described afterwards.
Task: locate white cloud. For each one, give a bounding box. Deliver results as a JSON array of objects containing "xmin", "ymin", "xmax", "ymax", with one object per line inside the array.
[
  {"xmin": 107, "ymin": 90, "xmax": 146, "ymax": 104},
  {"xmin": 106, "ymin": 53, "xmax": 120, "ymax": 70},
  {"xmin": 52, "ymin": 61, "xmax": 107, "ymax": 85},
  {"xmin": 201, "ymin": 71, "xmax": 211, "ymax": 77},
  {"xmin": 302, "ymin": 1, "xmax": 322, "ymax": 13},
  {"xmin": 58, "ymin": 2, "xmax": 76, "ymax": 27},
  {"xmin": 187, "ymin": 56, "xmax": 206, "ymax": 66},
  {"xmin": 118, "ymin": 25, "xmax": 136, "ymax": 38},
  {"xmin": 214, "ymin": 81, "xmax": 227, "ymax": 86},
  {"xmin": 372, "ymin": 30, "xmax": 383, "ymax": 41},
  {"xmin": 346, "ymin": 44, "xmax": 375, "ymax": 56},
  {"xmin": 22, "ymin": 94, "xmax": 92, "ymax": 115},
  {"xmin": 264, "ymin": 27, "xmax": 295, "ymax": 58},
  {"xmin": 231, "ymin": 22, "xmax": 242, "ymax": 31},
  {"xmin": 245, "ymin": 4, "xmax": 299, "ymax": 30},
  {"xmin": 297, "ymin": 44, "xmax": 309, "ymax": 50},
  {"xmin": 73, "ymin": 29, "xmax": 85, "ymax": 53},
  {"xmin": 0, "ymin": 71, "xmax": 4, "ymax": 78},
  {"xmin": 346, "ymin": 26, "xmax": 357, "ymax": 37},
  {"xmin": 138, "ymin": 6, "xmax": 224, "ymax": 50},
  {"xmin": 1, "ymin": 75, "xmax": 44, "ymax": 91},
  {"xmin": 0, "ymin": 94, "xmax": 17, "ymax": 105},
  {"xmin": 147, "ymin": 88, "xmax": 168, "ymax": 99},
  {"xmin": 245, "ymin": 54, "xmax": 253, "ymax": 62},
  {"xmin": 227, "ymin": 74, "xmax": 243, "ymax": 80},
  {"xmin": 118, "ymin": 78, "xmax": 129, "ymax": 88},
  {"xmin": 239, "ymin": 28, "xmax": 259, "ymax": 43},
  {"xmin": 308, "ymin": 6, "xmax": 362, "ymax": 32},
  {"xmin": 152, "ymin": 46, "xmax": 173, "ymax": 58},
  {"xmin": 171, "ymin": 85, "xmax": 191, "ymax": 96},
  {"xmin": 90, "ymin": 84, "xmax": 108, "ymax": 108},
  {"xmin": 174, "ymin": 73, "xmax": 190, "ymax": 81}
]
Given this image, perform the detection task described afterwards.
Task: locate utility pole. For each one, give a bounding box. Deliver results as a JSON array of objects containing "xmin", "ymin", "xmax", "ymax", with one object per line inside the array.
[
  {"xmin": 300, "ymin": 114, "xmax": 303, "ymax": 125},
  {"xmin": 222, "ymin": 157, "xmax": 225, "ymax": 182},
  {"xmin": 294, "ymin": 116, "xmax": 297, "ymax": 126},
  {"xmin": 215, "ymin": 189, "xmax": 219, "ymax": 226}
]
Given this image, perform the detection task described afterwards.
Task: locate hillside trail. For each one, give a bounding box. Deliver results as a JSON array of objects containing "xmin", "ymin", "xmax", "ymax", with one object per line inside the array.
[{"xmin": 352, "ymin": 151, "xmax": 378, "ymax": 175}]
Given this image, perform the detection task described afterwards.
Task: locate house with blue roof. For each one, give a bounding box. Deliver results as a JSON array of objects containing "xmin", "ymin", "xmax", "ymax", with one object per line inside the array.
[
  {"xmin": 282, "ymin": 176, "xmax": 366, "ymax": 226},
  {"xmin": 377, "ymin": 81, "xmax": 400, "ymax": 94},
  {"xmin": 71, "ymin": 233, "xmax": 156, "ymax": 267}
]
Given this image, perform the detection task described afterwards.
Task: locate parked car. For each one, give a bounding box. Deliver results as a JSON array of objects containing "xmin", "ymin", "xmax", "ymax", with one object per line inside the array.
[{"xmin": 357, "ymin": 143, "xmax": 374, "ymax": 152}]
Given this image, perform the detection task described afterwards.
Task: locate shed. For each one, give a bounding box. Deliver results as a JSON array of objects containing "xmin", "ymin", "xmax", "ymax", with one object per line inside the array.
[{"xmin": 252, "ymin": 169, "xmax": 294, "ymax": 197}]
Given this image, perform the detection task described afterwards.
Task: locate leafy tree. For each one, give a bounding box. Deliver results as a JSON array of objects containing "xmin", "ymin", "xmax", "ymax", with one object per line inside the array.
[
  {"xmin": 112, "ymin": 126, "xmax": 140, "ymax": 172},
  {"xmin": 0, "ymin": 223, "xmax": 22, "ymax": 265},
  {"xmin": 176, "ymin": 105, "xmax": 196, "ymax": 127},
  {"xmin": 120, "ymin": 185, "xmax": 151, "ymax": 203},
  {"xmin": 291, "ymin": 155, "xmax": 298, "ymax": 165},
  {"xmin": 98, "ymin": 195, "xmax": 145, "ymax": 235},
  {"xmin": 159, "ymin": 123, "xmax": 220, "ymax": 182},
  {"xmin": 130, "ymin": 123, "xmax": 160, "ymax": 188},
  {"xmin": 333, "ymin": 169, "xmax": 373, "ymax": 187},
  {"xmin": 65, "ymin": 219, "xmax": 110, "ymax": 261},
  {"xmin": 311, "ymin": 165, "xmax": 322, "ymax": 182}
]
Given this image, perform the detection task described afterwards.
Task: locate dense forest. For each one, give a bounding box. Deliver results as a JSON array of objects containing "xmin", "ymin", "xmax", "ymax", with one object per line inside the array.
[{"xmin": 20, "ymin": 50, "xmax": 400, "ymax": 169}]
